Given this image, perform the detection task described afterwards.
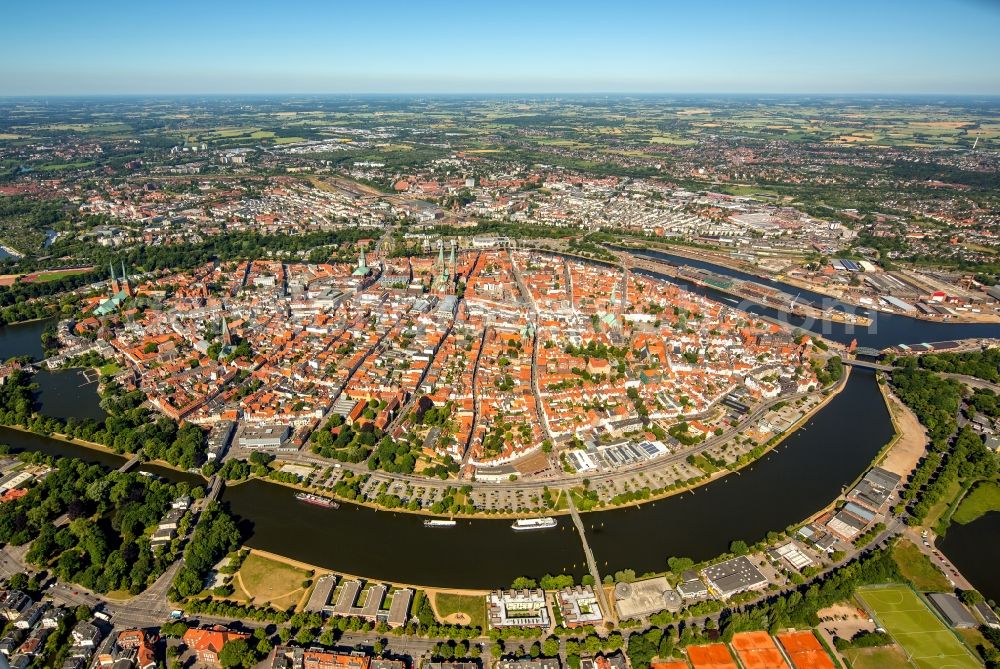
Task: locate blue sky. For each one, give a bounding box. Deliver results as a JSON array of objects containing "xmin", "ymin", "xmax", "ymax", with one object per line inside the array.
[{"xmin": 2, "ymin": 0, "xmax": 999, "ymax": 95}]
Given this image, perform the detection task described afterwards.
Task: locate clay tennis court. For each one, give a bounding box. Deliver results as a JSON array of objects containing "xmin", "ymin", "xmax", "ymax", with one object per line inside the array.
[
  {"xmin": 730, "ymin": 631, "xmax": 789, "ymax": 669},
  {"xmin": 687, "ymin": 643, "xmax": 738, "ymax": 669},
  {"xmin": 776, "ymin": 631, "xmax": 836, "ymax": 669}
]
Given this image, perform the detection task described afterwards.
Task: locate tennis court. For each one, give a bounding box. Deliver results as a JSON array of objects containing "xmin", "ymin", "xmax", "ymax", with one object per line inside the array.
[
  {"xmin": 687, "ymin": 643, "xmax": 738, "ymax": 669},
  {"xmin": 857, "ymin": 584, "xmax": 981, "ymax": 669},
  {"xmin": 775, "ymin": 631, "xmax": 836, "ymax": 669},
  {"xmin": 730, "ymin": 631, "xmax": 789, "ymax": 669}
]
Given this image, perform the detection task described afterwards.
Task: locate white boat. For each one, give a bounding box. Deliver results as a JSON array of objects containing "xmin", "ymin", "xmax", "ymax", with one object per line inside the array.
[
  {"xmin": 512, "ymin": 517, "xmax": 557, "ymax": 531},
  {"xmin": 423, "ymin": 519, "xmax": 457, "ymax": 528}
]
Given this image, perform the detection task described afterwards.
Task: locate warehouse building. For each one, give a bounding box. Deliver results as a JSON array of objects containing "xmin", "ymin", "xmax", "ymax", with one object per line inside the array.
[
  {"xmin": 928, "ymin": 593, "xmax": 978, "ymax": 629},
  {"xmin": 701, "ymin": 556, "xmax": 769, "ymax": 599}
]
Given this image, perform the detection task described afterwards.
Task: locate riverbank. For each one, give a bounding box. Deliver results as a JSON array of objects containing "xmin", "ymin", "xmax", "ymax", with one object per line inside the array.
[
  {"xmin": 251, "ymin": 376, "xmax": 852, "ymax": 520},
  {"xmin": 0, "ymin": 422, "xmax": 118, "ymax": 456},
  {"xmin": 0, "ymin": 421, "xmax": 207, "ymax": 482},
  {"xmin": 620, "ymin": 240, "xmax": 1000, "ymax": 325},
  {"xmin": 247, "ymin": 548, "xmax": 491, "ymax": 600},
  {"xmin": 873, "ymin": 378, "xmax": 927, "ymax": 480}
]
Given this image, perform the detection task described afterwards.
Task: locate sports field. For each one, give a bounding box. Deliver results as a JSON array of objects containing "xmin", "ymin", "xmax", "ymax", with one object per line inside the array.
[
  {"xmin": 730, "ymin": 631, "xmax": 789, "ymax": 669},
  {"xmin": 687, "ymin": 643, "xmax": 737, "ymax": 669},
  {"xmin": 775, "ymin": 631, "xmax": 835, "ymax": 669},
  {"xmin": 857, "ymin": 585, "xmax": 982, "ymax": 669}
]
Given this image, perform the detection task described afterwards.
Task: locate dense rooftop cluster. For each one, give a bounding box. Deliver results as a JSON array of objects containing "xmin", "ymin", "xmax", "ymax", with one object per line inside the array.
[{"xmin": 83, "ymin": 247, "xmax": 816, "ymax": 479}]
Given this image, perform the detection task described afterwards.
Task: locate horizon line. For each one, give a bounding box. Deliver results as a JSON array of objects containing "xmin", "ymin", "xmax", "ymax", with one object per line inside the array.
[{"xmin": 3, "ymin": 90, "xmax": 1000, "ymax": 99}]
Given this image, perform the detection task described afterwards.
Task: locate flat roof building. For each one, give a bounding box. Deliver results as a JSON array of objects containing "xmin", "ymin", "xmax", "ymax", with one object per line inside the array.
[
  {"xmin": 701, "ymin": 556, "xmax": 769, "ymax": 599},
  {"xmin": 676, "ymin": 571, "xmax": 710, "ymax": 601},
  {"xmin": 928, "ymin": 593, "xmax": 978, "ymax": 629},
  {"xmin": 206, "ymin": 420, "xmax": 235, "ymax": 461},
  {"xmin": 237, "ymin": 424, "xmax": 291, "ymax": 449},
  {"xmin": 556, "ymin": 586, "xmax": 603, "ymax": 627},
  {"xmin": 305, "ymin": 575, "xmax": 337, "ymax": 613},
  {"xmin": 385, "ymin": 588, "xmax": 413, "ymax": 628},
  {"xmin": 614, "ymin": 577, "xmax": 678, "ymax": 618},
  {"xmin": 497, "ymin": 660, "xmax": 561, "ymax": 669},
  {"xmin": 846, "ymin": 467, "xmax": 901, "ymax": 512},
  {"xmin": 487, "ymin": 589, "xmax": 550, "ymax": 628}
]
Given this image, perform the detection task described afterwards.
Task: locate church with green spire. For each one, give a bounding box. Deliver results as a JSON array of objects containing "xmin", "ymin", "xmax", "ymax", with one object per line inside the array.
[
  {"xmin": 94, "ymin": 259, "xmax": 133, "ymax": 316},
  {"xmin": 352, "ymin": 248, "xmax": 372, "ymax": 276}
]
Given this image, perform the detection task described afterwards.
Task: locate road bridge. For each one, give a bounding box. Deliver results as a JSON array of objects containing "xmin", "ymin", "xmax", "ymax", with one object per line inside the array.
[
  {"xmin": 205, "ymin": 475, "xmax": 224, "ymax": 502},
  {"xmin": 842, "ymin": 359, "xmax": 894, "ymax": 372}
]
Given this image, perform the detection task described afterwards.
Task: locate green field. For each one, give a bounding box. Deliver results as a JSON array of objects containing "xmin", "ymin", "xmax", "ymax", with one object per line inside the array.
[
  {"xmin": 843, "ymin": 645, "xmax": 913, "ymax": 669},
  {"xmin": 29, "ymin": 268, "xmax": 93, "ymax": 283},
  {"xmin": 432, "ymin": 592, "xmax": 486, "ymax": 629},
  {"xmin": 857, "ymin": 585, "xmax": 982, "ymax": 669},
  {"xmin": 951, "ymin": 481, "xmax": 1000, "ymax": 525},
  {"xmin": 891, "ymin": 539, "xmax": 952, "ymax": 592}
]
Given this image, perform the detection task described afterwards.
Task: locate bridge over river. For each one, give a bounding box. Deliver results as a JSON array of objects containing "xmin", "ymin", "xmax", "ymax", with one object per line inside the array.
[{"xmin": 842, "ymin": 359, "xmax": 895, "ymax": 372}]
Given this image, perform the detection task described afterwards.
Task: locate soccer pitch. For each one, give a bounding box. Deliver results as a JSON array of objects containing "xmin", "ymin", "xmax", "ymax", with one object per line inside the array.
[{"xmin": 857, "ymin": 585, "xmax": 982, "ymax": 669}]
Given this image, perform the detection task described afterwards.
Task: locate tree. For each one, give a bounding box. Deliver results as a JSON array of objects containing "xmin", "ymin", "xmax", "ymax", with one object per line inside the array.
[
  {"xmin": 729, "ymin": 540, "xmax": 749, "ymax": 556},
  {"xmin": 219, "ymin": 638, "xmax": 255, "ymax": 668},
  {"xmin": 959, "ymin": 589, "xmax": 984, "ymax": 606}
]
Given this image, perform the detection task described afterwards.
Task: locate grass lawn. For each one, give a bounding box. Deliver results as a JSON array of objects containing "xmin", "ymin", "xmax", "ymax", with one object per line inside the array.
[
  {"xmin": 843, "ymin": 645, "xmax": 912, "ymax": 669},
  {"xmin": 955, "ymin": 627, "xmax": 993, "ymax": 655},
  {"xmin": 98, "ymin": 362, "xmax": 122, "ymax": 376},
  {"xmin": 233, "ymin": 552, "xmax": 311, "ymax": 611},
  {"xmin": 432, "ymin": 592, "xmax": 486, "ymax": 629},
  {"xmin": 951, "ymin": 481, "xmax": 1000, "ymax": 525},
  {"xmin": 104, "ymin": 589, "xmax": 133, "ymax": 602},
  {"xmin": 857, "ymin": 585, "xmax": 981, "ymax": 669},
  {"xmin": 891, "ymin": 539, "xmax": 951, "ymax": 592},
  {"xmin": 924, "ymin": 476, "xmax": 964, "ymax": 530}
]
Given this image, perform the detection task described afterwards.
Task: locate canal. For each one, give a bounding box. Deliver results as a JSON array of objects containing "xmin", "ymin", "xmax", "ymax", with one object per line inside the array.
[
  {"xmin": 623, "ymin": 247, "xmax": 1000, "ymax": 349},
  {"xmin": 937, "ymin": 512, "xmax": 1000, "ymax": 603}
]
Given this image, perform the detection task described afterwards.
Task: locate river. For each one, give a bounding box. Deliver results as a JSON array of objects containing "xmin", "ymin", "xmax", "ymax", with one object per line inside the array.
[
  {"xmin": 0, "ymin": 281, "xmax": 996, "ymax": 590},
  {"xmin": 623, "ymin": 248, "xmax": 1000, "ymax": 349},
  {"xmin": 221, "ymin": 369, "xmax": 893, "ymax": 588}
]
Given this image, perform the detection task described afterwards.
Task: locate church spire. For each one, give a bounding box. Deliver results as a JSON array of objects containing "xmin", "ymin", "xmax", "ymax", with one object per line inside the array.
[{"xmin": 221, "ymin": 313, "xmax": 233, "ymax": 346}]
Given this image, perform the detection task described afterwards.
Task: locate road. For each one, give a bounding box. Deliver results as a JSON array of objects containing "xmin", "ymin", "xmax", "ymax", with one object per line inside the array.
[
  {"xmin": 907, "ymin": 526, "xmax": 975, "ymax": 591},
  {"xmin": 509, "ymin": 250, "xmax": 556, "ymax": 446},
  {"xmin": 940, "ymin": 372, "xmax": 1000, "ymax": 393}
]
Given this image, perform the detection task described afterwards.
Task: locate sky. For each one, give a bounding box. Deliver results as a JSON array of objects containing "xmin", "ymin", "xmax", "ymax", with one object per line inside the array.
[{"xmin": 2, "ymin": 0, "xmax": 1000, "ymax": 96}]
